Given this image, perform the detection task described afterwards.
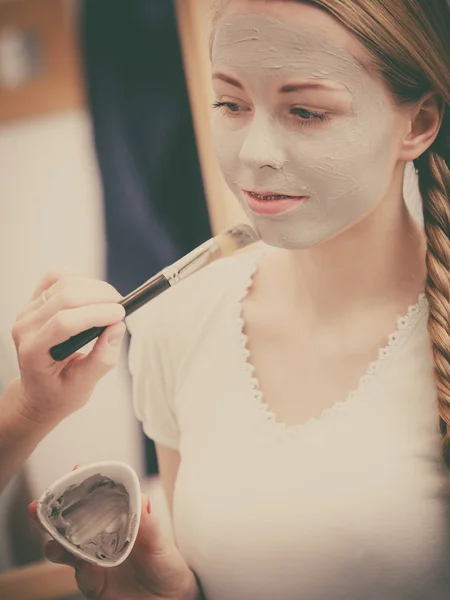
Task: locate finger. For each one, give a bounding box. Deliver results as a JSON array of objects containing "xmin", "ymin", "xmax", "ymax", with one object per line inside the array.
[
  {"xmin": 28, "ymin": 500, "xmax": 38, "ymax": 521},
  {"xmin": 14, "ymin": 296, "xmax": 45, "ymax": 323},
  {"xmin": 44, "ymin": 277, "xmax": 123, "ymax": 305},
  {"xmin": 14, "ymin": 288, "xmax": 58, "ymax": 324},
  {"xmin": 74, "ymin": 561, "xmax": 106, "ymax": 600},
  {"xmin": 65, "ymin": 322, "xmax": 127, "ymax": 389},
  {"xmin": 15, "ymin": 279, "xmax": 123, "ymax": 333},
  {"xmin": 15, "ymin": 271, "xmax": 76, "ymax": 324},
  {"xmin": 45, "ymin": 540, "xmax": 77, "ymax": 568},
  {"xmin": 18, "ymin": 303, "xmax": 125, "ymax": 368},
  {"xmin": 42, "ymin": 304, "xmax": 126, "ymax": 347},
  {"xmin": 132, "ymin": 494, "xmax": 168, "ymax": 558},
  {"xmin": 30, "ymin": 270, "xmax": 75, "ymax": 301}
]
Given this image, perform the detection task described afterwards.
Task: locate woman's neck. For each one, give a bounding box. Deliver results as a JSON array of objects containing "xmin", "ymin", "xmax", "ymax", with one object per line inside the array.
[{"xmin": 274, "ymin": 186, "xmax": 427, "ymax": 324}]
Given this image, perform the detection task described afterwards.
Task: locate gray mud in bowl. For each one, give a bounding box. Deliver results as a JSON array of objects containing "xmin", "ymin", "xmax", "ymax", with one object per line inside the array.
[{"xmin": 40, "ymin": 474, "xmax": 137, "ymax": 562}]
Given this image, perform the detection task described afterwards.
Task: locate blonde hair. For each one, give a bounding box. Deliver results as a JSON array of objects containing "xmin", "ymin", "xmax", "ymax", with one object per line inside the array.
[{"xmin": 212, "ymin": 0, "xmax": 450, "ymax": 464}]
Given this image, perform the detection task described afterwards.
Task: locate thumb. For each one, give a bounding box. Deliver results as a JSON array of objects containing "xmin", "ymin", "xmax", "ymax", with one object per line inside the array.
[
  {"xmin": 66, "ymin": 322, "xmax": 127, "ymax": 389},
  {"xmin": 74, "ymin": 561, "xmax": 105, "ymax": 600},
  {"xmin": 132, "ymin": 495, "xmax": 170, "ymax": 559},
  {"xmin": 131, "ymin": 496, "xmax": 196, "ymax": 597}
]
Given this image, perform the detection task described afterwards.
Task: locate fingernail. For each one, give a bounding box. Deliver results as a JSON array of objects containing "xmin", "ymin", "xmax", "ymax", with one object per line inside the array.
[
  {"xmin": 73, "ymin": 464, "xmax": 79, "ymax": 471},
  {"xmin": 147, "ymin": 498, "xmax": 151, "ymax": 515},
  {"xmin": 107, "ymin": 330, "xmax": 124, "ymax": 347}
]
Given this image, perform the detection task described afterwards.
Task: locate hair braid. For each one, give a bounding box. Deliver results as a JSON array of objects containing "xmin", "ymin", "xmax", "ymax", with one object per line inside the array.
[{"xmin": 417, "ymin": 130, "xmax": 450, "ymax": 465}]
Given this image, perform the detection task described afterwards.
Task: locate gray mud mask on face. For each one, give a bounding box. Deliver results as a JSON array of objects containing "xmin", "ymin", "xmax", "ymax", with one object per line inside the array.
[
  {"xmin": 41, "ymin": 474, "xmax": 133, "ymax": 561},
  {"xmin": 211, "ymin": 14, "xmax": 395, "ymax": 249}
]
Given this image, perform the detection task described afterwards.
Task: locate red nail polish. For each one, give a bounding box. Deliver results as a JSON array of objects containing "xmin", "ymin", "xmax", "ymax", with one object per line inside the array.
[
  {"xmin": 73, "ymin": 464, "xmax": 79, "ymax": 471},
  {"xmin": 146, "ymin": 498, "xmax": 151, "ymax": 514}
]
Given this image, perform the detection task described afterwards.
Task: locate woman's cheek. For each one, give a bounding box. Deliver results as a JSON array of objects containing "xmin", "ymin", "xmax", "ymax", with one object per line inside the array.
[{"xmin": 212, "ymin": 121, "xmax": 244, "ymax": 175}]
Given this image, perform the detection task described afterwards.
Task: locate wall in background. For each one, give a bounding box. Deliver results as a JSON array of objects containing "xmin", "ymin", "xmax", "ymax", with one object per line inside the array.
[{"xmin": 0, "ymin": 108, "xmax": 144, "ymax": 495}]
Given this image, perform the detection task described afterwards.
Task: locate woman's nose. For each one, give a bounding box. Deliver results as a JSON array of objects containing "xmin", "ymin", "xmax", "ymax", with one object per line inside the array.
[{"xmin": 238, "ymin": 115, "xmax": 287, "ymax": 171}]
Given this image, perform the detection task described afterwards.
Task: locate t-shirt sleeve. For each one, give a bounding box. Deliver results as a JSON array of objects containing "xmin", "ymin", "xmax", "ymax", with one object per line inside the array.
[
  {"xmin": 127, "ymin": 302, "xmax": 180, "ymax": 451},
  {"xmin": 126, "ymin": 250, "xmax": 260, "ymax": 452}
]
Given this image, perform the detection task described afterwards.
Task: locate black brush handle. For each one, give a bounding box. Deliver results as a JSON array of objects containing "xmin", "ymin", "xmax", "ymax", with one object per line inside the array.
[
  {"xmin": 49, "ymin": 326, "xmax": 107, "ymax": 362},
  {"xmin": 50, "ymin": 273, "xmax": 171, "ymax": 361}
]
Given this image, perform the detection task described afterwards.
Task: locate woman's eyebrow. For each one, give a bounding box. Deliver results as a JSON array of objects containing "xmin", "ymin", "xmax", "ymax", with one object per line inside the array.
[
  {"xmin": 280, "ymin": 80, "xmax": 349, "ymax": 93},
  {"xmin": 212, "ymin": 73, "xmax": 350, "ymax": 96},
  {"xmin": 212, "ymin": 72, "xmax": 244, "ymax": 89}
]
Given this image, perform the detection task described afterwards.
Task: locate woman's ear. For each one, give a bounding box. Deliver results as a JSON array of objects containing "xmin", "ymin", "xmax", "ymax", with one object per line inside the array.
[{"xmin": 400, "ymin": 92, "xmax": 444, "ymax": 161}]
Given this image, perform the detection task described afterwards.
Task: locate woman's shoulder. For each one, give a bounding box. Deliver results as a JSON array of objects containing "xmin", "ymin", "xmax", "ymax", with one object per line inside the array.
[{"xmin": 126, "ymin": 246, "xmax": 262, "ymax": 342}]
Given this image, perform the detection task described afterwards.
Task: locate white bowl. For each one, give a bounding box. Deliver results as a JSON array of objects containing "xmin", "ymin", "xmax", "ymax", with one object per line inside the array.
[{"xmin": 36, "ymin": 461, "xmax": 142, "ymax": 567}]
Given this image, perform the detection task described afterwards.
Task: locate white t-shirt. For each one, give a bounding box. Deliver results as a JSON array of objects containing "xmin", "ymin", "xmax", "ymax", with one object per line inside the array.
[{"xmin": 127, "ymin": 247, "xmax": 450, "ymax": 600}]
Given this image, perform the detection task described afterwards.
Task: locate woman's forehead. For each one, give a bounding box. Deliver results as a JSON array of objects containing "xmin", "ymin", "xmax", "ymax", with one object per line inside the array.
[
  {"xmin": 214, "ymin": 0, "xmax": 368, "ymax": 62},
  {"xmin": 211, "ymin": 13, "xmax": 369, "ymax": 88}
]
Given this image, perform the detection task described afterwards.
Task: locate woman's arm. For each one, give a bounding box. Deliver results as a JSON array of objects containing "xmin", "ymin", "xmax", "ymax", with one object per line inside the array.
[
  {"xmin": 0, "ymin": 270, "xmax": 126, "ymax": 495},
  {"xmin": 0, "ymin": 378, "xmax": 55, "ymax": 493},
  {"xmin": 155, "ymin": 444, "xmax": 207, "ymax": 599},
  {"xmin": 155, "ymin": 443, "xmax": 181, "ymax": 516}
]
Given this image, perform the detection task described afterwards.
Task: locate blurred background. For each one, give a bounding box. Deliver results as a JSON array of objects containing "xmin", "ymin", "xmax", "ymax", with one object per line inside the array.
[
  {"xmin": 0, "ymin": 0, "xmax": 244, "ymax": 598},
  {"xmin": 0, "ymin": 0, "xmax": 422, "ymax": 598}
]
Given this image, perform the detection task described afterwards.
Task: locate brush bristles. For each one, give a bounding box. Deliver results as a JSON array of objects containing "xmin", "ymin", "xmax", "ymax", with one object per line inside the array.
[{"xmin": 215, "ymin": 224, "xmax": 260, "ymax": 257}]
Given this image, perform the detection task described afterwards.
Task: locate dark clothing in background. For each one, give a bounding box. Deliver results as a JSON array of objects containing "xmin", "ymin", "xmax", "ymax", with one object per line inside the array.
[
  {"xmin": 80, "ymin": 0, "xmax": 210, "ymax": 473},
  {"xmin": 80, "ymin": 0, "xmax": 210, "ymax": 294}
]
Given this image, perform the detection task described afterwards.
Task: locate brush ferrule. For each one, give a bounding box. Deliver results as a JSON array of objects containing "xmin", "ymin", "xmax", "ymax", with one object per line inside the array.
[
  {"xmin": 161, "ymin": 239, "xmax": 221, "ymax": 285},
  {"xmin": 160, "ymin": 265, "xmax": 181, "ymax": 286}
]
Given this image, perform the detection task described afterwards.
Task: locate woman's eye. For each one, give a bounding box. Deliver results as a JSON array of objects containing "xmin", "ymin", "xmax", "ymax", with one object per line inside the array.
[
  {"xmin": 290, "ymin": 107, "xmax": 330, "ymax": 126},
  {"xmin": 212, "ymin": 101, "xmax": 247, "ymax": 115}
]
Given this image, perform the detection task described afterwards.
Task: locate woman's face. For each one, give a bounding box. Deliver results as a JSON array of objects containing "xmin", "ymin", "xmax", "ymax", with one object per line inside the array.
[{"xmin": 211, "ymin": 1, "xmax": 407, "ymax": 249}]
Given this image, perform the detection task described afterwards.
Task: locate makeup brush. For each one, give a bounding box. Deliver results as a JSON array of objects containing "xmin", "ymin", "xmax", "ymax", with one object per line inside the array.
[{"xmin": 50, "ymin": 224, "xmax": 260, "ymax": 361}]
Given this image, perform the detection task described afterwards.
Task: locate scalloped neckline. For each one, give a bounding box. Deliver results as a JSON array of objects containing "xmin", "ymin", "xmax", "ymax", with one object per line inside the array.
[{"xmin": 235, "ymin": 248, "xmax": 428, "ymax": 437}]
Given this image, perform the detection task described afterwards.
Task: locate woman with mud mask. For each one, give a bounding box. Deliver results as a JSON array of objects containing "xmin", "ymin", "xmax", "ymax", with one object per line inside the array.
[{"xmin": 38, "ymin": 1, "xmax": 450, "ymax": 599}]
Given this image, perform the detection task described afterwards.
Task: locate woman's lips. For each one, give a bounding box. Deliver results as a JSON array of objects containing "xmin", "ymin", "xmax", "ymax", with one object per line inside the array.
[{"xmin": 242, "ymin": 190, "xmax": 309, "ymax": 215}]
